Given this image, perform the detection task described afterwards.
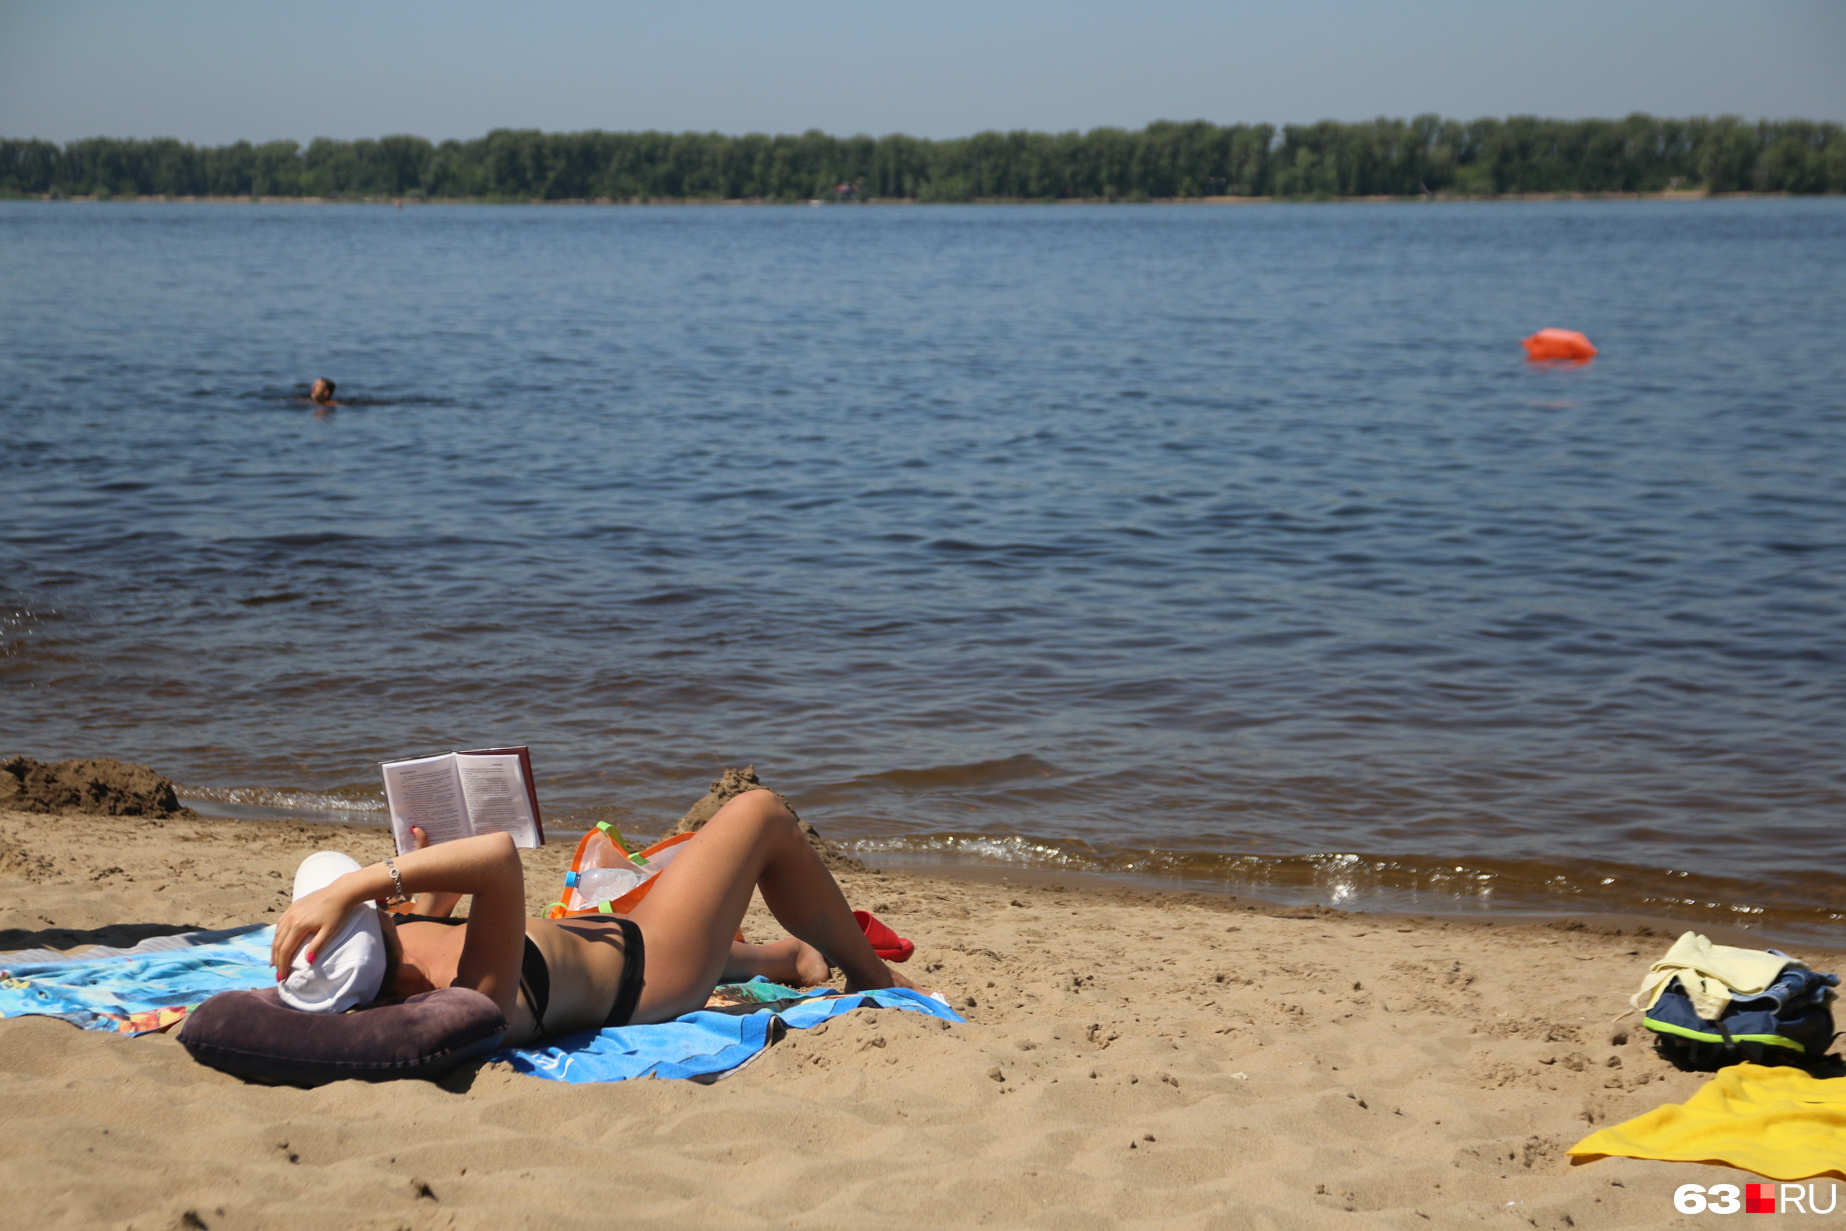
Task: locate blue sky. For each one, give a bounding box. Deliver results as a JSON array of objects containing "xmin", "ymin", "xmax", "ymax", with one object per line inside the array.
[{"xmin": 1, "ymin": 0, "xmax": 1841, "ymax": 143}]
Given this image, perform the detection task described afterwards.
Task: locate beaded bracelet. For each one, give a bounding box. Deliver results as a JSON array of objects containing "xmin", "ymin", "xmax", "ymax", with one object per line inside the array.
[{"xmin": 383, "ymin": 857, "xmax": 408, "ymax": 905}]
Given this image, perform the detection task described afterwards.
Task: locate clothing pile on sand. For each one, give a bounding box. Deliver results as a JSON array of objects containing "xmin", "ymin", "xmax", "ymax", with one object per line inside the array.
[{"xmin": 1567, "ymin": 931, "xmax": 1843, "ymax": 1181}]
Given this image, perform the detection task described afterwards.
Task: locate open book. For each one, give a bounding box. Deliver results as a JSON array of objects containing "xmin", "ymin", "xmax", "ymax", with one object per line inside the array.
[{"xmin": 380, "ymin": 747, "xmax": 546, "ymax": 852}]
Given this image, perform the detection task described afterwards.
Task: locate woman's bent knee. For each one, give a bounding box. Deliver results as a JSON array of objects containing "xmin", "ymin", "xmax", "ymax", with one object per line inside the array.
[{"xmin": 707, "ymin": 788, "xmax": 795, "ymax": 833}]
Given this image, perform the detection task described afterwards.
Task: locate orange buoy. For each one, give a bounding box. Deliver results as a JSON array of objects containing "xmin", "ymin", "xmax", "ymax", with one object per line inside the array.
[{"xmin": 1522, "ymin": 328, "xmax": 1597, "ymax": 361}]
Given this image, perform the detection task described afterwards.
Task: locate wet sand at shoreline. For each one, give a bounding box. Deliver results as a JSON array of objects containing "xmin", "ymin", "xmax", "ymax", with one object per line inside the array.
[{"xmin": 1, "ymin": 806, "xmax": 1829, "ymax": 1230}]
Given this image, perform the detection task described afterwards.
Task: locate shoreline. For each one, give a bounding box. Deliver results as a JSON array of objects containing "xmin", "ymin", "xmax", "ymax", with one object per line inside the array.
[
  {"xmin": 2, "ymin": 802, "xmax": 1794, "ymax": 956},
  {"xmin": 884, "ymin": 859, "xmax": 1790, "ymax": 952},
  {"xmin": 4, "ymin": 189, "xmax": 1811, "ymax": 207},
  {"xmin": 3, "ymin": 805, "xmax": 1837, "ymax": 1227},
  {"xmin": 174, "ymin": 794, "xmax": 1846, "ymax": 949}
]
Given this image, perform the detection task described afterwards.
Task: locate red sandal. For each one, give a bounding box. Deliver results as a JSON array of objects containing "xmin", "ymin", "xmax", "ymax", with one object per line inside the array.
[{"xmin": 854, "ymin": 910, "xmax": 914, "ymax": 963}]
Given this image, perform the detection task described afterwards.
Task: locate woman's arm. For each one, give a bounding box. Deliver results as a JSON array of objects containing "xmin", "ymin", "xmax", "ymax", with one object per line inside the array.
[
  {"xmin": 403, "ymin": 826, "xmax": 465, "ymax": 918},
  {"xmin": 270, "ymin": 831, "xmax": 528, "ymax": 1015}
]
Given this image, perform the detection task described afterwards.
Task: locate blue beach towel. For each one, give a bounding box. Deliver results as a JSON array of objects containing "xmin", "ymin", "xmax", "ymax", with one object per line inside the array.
[
  {"xmin": 0, "ymin": 926, "xmax": 276, "ymax": 1032},
  {"xmin": 2, "ymin": 931, "xmax": 963, "ymax": 1081},
  {"xmin": 502, "ymin": 983, "xmax": 964, "ymax": 1084}
]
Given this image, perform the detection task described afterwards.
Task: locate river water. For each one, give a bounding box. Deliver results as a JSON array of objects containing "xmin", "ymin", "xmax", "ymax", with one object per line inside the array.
[{"xmin": 3, "ymin": 199, "xmax": 1842, "ymax": 938}]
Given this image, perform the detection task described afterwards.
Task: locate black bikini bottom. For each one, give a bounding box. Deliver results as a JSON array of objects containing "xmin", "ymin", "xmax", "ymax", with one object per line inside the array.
[
  {"xmin": 393, "ymin": 911, "xmax": 646, "ymax": 1037},
  {"xmin": 520, "ymin": 915, "xmax": 647, "ymax": 1036}
]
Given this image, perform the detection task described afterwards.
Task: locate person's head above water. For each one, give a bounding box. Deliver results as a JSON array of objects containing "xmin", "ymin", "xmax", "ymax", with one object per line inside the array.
[{"xmin": 309, "ymin": 378, "xmax": 336, "ymax": 405}]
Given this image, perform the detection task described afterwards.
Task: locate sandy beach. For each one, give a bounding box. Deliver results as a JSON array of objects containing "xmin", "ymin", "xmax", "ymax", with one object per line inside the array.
[{"xmin": 1, "ymin": 800, "xmax": 1823, "ymax": 1231}]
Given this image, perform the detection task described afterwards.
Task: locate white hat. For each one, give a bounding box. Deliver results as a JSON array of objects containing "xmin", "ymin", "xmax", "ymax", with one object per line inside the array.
[{"xmin": 278, "ymin": 851, "xmax": 387, "ymax": 1014}]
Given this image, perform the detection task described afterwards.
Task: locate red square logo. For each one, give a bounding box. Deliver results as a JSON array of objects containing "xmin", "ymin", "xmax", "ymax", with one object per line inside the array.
[{"xmin": 1746, "ymin": 1183, "xmax": 1777, "ymax": 1213}]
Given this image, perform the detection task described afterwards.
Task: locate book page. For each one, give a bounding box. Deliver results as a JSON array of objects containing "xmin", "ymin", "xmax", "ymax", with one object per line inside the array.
[
  {"xmin": 454, "ymin": 752, "xmax": 542, "ymax": 848},
  {"xmin": 381, "ymin": 753, "xmax": 469, "ymax": 853}
]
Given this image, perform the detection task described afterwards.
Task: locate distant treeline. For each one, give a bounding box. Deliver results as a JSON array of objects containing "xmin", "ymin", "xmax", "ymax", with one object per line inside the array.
[{"xmin": 4, "ymin": 115, "xmax": 1843, "ymax": 202}]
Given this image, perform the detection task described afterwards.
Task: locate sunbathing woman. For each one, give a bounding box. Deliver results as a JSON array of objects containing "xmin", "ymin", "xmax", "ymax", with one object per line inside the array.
[{"xmin": 269, "ymin": 789, "xmax": 911, "ymax": 1045}]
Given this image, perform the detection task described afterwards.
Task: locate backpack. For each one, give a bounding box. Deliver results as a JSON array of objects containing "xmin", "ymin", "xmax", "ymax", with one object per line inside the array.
[{"xmin": 1643, "ymin": 964, "xmax": 1838, "ymax": 1070}]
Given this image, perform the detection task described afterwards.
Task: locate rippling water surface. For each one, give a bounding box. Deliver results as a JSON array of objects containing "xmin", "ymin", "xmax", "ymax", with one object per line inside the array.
[{"xmin": 3, "ymin": 200, "xmax": 1843, "ymax": 936}]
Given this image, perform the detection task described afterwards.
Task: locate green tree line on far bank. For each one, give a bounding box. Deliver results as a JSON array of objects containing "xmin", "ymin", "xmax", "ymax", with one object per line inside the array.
[{"xmin": 3, "ymin": 115, "xmax": 1842, "ymax": 202}]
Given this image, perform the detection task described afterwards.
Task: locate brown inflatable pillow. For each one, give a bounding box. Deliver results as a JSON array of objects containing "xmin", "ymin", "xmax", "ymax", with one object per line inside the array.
[{"xmin": 178, "ymin": 985, "xmax": 506, "ymax": 1086}]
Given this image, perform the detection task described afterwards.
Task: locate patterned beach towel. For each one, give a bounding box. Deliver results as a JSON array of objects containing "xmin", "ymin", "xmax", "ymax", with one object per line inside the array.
[
  {"xmin": 0, "ymin": 926, "xmax": 275, "ymax": 1034},
  {"xmin": 2, "ymin": 931, "xmax": 963, "ymax": 1079}
]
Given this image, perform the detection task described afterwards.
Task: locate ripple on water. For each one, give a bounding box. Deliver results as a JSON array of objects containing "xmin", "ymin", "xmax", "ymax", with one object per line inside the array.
[{"xmin": 1, "ymin": 199, "xmax": 1843, "ymax": 936}]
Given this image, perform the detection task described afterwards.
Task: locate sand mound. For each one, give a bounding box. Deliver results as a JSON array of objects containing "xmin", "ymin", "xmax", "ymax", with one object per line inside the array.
[
  {"xmin": 0, "ymin": 756, "xmax": 193, "ymax": 818},
  {"xmin": 671, "ymin": 765, "xmax": 866, "ymax": 872}
]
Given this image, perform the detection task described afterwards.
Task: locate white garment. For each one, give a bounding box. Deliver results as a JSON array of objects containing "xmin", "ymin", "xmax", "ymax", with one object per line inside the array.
[
  {"xmin": 1630, "ymin": 931, "xmax": 1798, "ymax": 1021},
  {"xmin": 277, "ymin": 850, "xmax": 386, "ymax": 1014}
]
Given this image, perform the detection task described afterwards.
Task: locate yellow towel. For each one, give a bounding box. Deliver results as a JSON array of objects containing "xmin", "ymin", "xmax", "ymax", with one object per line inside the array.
[
  {"xmin": 1631, "ymin": 931, "xmax": 1796, "ymax": 1020},
  {"xmin": 1570, "ymin": 1063, "xmax": 1846, "ymax": 1181}
]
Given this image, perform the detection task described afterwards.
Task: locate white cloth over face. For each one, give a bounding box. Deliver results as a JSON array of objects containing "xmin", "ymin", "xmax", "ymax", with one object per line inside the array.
[{"xmin": 277, "ymin": 851, "xmax": 386, "ymax": 1014}]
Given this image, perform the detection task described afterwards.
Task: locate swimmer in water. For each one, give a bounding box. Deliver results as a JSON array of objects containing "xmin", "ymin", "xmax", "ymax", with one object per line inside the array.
[{"xmin": 309, "ymin": 378, "xmax": 338, "ymax": 406}]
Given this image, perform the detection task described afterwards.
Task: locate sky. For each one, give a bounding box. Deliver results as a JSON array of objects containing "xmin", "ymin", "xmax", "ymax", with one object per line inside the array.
[{"xmin": 1, "ymin": 0, "xmax": 1842, "ymax": 145}]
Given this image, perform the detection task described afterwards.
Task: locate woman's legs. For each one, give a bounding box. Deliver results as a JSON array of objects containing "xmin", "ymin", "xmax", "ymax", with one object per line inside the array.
[
  {"xmin": 626, "ymin": 789, "xmax": 904, "ymax": 1021},
  {"xmin": 721, "ymin": 937, "xmax": 829, "ymax": 987}
]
